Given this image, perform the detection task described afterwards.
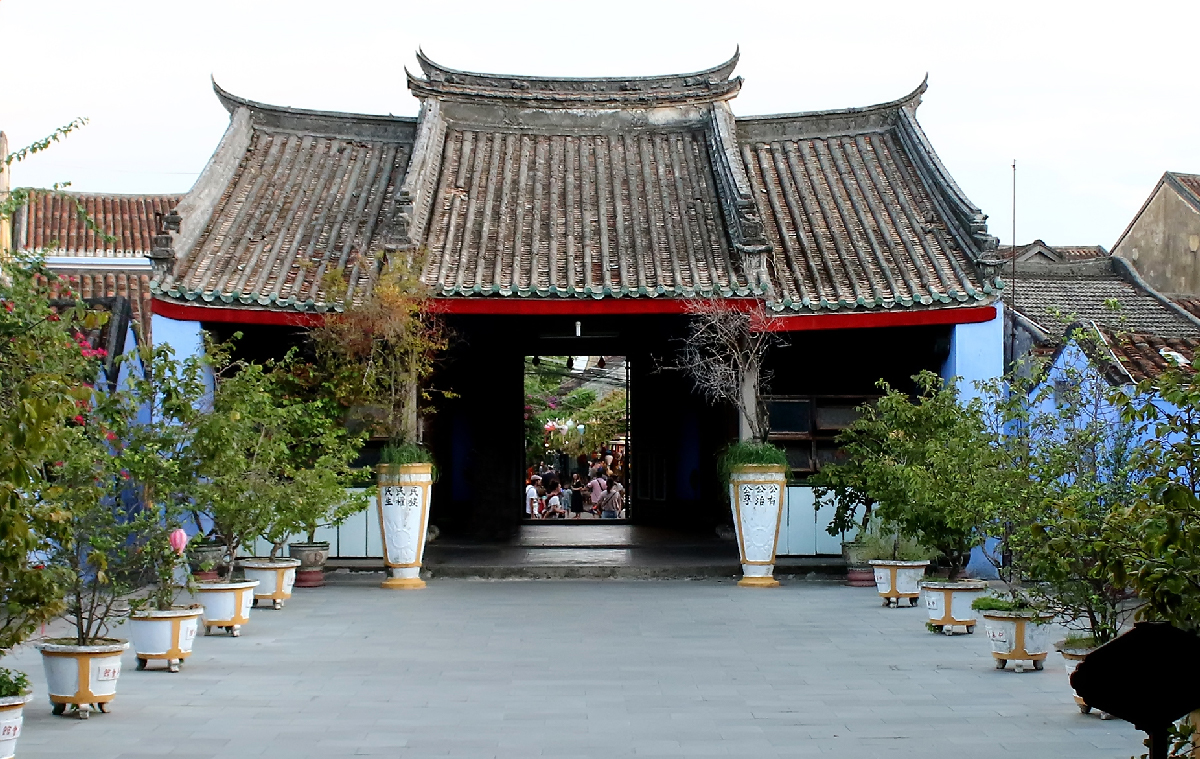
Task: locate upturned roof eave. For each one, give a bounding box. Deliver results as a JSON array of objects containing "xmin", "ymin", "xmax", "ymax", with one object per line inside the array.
[{"xmin": 210, "ymin": 76, "xmax": 418, "ymax": 127}]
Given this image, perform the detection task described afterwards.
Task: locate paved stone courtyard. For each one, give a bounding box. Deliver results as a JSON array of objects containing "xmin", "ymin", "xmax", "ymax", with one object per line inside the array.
[{"xmin": 10, "ymin": 579, "xmax": 1142, "ymax": 758}]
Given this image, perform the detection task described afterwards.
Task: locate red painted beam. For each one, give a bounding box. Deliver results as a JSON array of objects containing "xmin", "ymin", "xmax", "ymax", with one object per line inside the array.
[
  {"xmin": 426, "ymin": 298, "xmax": 759, "ymax": 316},
  {"xmin": 153, "ymin": 296, "xmax": 996, "ymax": 332},
  {"xmin": 152, "ymin": 298, "xmax": 325, "ymax": 327},
  {"xmin": 753, "ymin": 305, "xmax": 997, "ymax": 332}
]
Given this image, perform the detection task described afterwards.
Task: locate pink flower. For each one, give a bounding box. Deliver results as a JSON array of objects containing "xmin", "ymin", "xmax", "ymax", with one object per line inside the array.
[
  {"xmin": 73, "ymin": 415, "xmax": 85, "ymax": 425},
  {"xmin": 105, "ymin": 431, "xmax": 117, "ymax": 442},
  {"xmin": 169, "ymin": 528, "xmax": 188, "ymax": 555}
]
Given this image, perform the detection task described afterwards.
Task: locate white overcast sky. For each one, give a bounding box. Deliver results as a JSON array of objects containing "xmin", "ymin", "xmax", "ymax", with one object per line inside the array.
[{"xmin": 1, "ymin": 0, "xmax": 1195, "ymax": 249}]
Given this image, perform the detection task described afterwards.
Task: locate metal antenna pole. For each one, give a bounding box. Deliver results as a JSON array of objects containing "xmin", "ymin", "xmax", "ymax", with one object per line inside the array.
[{"xmin": 1009, "ymin": 160, "xmax": 1017, "ymax": 361}]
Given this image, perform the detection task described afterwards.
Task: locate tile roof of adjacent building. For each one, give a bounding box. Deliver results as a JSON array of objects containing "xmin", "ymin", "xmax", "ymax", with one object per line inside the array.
[
  {"xmin": 994, "ymin": 241, "xmax": 1109, "ymax": 262},
  {"xmin": 1173, "ymin": 296, "xmax": 1200, "ymax": 319},
  {"xmin": 1087, "ymin": 327, "xmax": 1200, "ymax": 383},
  {"xmin": 37, "ymin": 270, "xmax": 153, "ymax": 344},
  {"xmin": 14, "ymin": 190, "xmax": 181, "ymax": 256},
  {"xmin": 1005, "ymin": 257, "xmax": 1200, "ymax": 338},
  {"xmin": 1169, "ymin": 172, "xmax": 1200, "ymax": 212},
  {"xmin": 153, "ymin": 53, "xmax": 1001, "ymax": 316}
]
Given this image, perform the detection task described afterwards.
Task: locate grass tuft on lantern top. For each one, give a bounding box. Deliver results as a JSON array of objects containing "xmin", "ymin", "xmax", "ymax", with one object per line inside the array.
[
  {"xmin": 379, "ymin": 441, "xmax": 435, "ymax": 467},
  {"xmin": 718, "ymin": 440, "xmax": 789, "ymax": 487}
]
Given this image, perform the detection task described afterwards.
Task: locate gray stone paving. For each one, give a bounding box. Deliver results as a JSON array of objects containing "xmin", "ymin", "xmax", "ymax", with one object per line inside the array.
[{"xmin": 8, "ymin": 580, "xmax": 1142, "ymax": 758}]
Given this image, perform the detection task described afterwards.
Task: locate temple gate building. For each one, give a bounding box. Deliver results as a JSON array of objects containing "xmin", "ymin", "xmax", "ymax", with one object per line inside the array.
[{"xmin": 44, "ymin": 53, "xmax": 1011, "ymax": 549}]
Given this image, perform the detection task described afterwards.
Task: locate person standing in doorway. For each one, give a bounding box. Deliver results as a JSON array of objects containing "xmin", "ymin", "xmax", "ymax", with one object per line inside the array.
[
  {"xmin": 546, "ymin": 481, "xmax": 565, "ymax": 519},
  {"xmin": 587, "ymin": 471, "xmax": 607, "ymax": 517},
  {"xmin": 569, "ymin": 473, "xmax": 586, "ymax": 519},
  {"xmin": 525, "ymin": 475, "xmax": 541, "ymax": 520},
  {"xmin": 600, "ymin": 479, "xmax": 622, "ymax": 519}
]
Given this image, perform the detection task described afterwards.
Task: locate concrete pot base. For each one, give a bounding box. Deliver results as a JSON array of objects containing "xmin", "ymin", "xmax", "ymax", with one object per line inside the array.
[
  {"xmin": 737, "ymin": 576, "xmax": 780, "ymax": 588},
  {"xmin": 381, "ymin": 576, "xmax": 427, "ymax": 589},
  {"xmin": 294, "ymin": 569, "xmax": 325, "ymax": 588}
]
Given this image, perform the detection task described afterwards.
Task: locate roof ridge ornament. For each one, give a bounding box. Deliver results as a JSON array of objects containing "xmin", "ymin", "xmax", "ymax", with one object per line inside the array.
[{"xmin": 407, "ymin": 48, "xmax": 743, "ymax": 108}]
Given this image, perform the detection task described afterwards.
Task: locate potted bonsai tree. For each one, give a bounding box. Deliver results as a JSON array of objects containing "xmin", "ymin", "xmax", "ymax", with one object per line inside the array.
[
  {"xmin": 118, "ymin": 346, "xmax": 209, "ymax": 672},
  {"xmin": 38, "ymin": 383, "xmax": 160, "ymax": 718},
  {"xmin": 308, "ymin": 259, "xmax": 447, "ymax": 591},
  {"xmin": 263, "ymin": 364, "xmax": 370, "ymax": 589},
  {"xmin": 974, "ymin": 340, "xmax": 1140, "ymax": 675},
  {"xmin": 190, "ymin": 349, "xmax": 282, "ymax": 635},
  {"xmin": 814, "ymin": 373, "xmax": 996, "ymax": 613},
  {"xmin": 674, "ymin": 298, "xmax": 788, "ymax": 587}
]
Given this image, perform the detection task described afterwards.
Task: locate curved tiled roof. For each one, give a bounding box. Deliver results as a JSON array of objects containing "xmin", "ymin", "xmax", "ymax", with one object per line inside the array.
[
  {"xmin": 407, "ymin": 49, "xmax": 743, "ymax": 108},
  {"xmin": 742, "ymin": 126, "xmax": 991, "ymax": 309},
  {"xmin": 154, "ymin": 53, "xmax": 999, "ymax": 317},
  {"xmin": 423, "ymin": 127, "xmax": 746, "ymax": 298},
  {"xmin": 152, "ymin": 84, "xmax": 417, "ymax": 311}
]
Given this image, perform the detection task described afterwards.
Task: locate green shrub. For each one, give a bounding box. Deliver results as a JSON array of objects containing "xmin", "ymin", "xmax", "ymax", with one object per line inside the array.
[
  {"xmin": 971, "ymin": 595, "xmax": 1024, "ymax": 612},
  {"xmin": 0, "ymin": 669, "xmax": 29, "ymax": 698}
]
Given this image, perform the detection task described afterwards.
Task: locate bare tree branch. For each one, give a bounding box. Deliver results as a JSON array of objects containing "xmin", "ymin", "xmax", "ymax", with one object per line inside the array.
[{"xmin": 669, "ymin": 299, "xmax": 778, "ymax": 442}]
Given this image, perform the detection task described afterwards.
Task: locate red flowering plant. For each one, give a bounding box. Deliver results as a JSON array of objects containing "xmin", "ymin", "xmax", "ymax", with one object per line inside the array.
[
  {"xmin": 109, "ymin": 345, "xmax": 211, "ymax": 611},
  {"xmin": 0, "ymin": 250, "xmax": 84, "ymax": 671},
  {"xmin": 0, "ymin": 119, "xmax": 135, "ymax": 678}
]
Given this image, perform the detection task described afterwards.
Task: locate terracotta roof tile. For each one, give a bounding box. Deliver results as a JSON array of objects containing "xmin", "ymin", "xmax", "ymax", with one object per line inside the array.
[
  {"xmin": 17, "ymin": 191, "xmax": 181, "ymax": 256},
  {"xmin": 1174, "ymin": 296, "xmax": 1200, "ymax": 319},
  {"xmin": 1171, "ymin": 172, "xmax": 1200, "ymax": 208},
  {"xmin": 37, "ymin": 270, "xmax": 152, "ymax": 344},
  {"xmin": 1097, "ymin": 329, "xmax": 1200, "ymax": 382}
]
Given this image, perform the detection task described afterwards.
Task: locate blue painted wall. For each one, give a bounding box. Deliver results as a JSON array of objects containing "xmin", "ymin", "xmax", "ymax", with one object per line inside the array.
[
  {"xmin": 940, "ymin": 303, "xmax": 1005, "ymax": 403},
  {"xmin": 939, "ymin": 304, "xmax": 1005, "ymax": 577},
  {"xmin": 151, "ymin": 314, "xmax": 204, "ymax": 360}
]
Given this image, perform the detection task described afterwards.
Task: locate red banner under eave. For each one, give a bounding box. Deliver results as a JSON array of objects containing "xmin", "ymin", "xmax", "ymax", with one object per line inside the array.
[{"xmin": 152, "ymin": 297, "xmax": 996, "ymax": 332}]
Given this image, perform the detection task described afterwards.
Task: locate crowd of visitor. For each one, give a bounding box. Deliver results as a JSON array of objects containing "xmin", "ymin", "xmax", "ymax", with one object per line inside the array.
[{"xmin": 524, "ymin": 450, "xmax": 625, "ymax": 520}]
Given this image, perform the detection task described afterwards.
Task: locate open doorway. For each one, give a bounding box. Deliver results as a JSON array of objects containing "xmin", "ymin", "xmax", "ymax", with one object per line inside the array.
[{"xmin": 523, "ymin": 355, "xmax": 629, "ymax": 522}]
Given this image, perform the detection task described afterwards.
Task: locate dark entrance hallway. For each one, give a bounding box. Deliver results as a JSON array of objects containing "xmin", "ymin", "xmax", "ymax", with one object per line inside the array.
[{"xmin": 426, "ymin": 314, "xmax": 735, "ymax": 542}]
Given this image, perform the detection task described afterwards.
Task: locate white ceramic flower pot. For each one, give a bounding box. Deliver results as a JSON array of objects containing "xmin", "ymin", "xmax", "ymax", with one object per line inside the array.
[
  {"xmin": 921, "ymin": 580, "xmax": 988, "ymax": 633},
  {"xmin": 129, "ymin": 607, "xmax": 203, "ymax": 672},
  {"xmin": 728, "ymin": 464, "xmax": 787, "ymax": 588},
  {"xmin": 377, "ymin": 463, "xmax": 433, "ymax": 589},
  {"xmin": 37, "ymin": 639, "xmax": 129, "ymax": 719},
  {"xmin": 869, "ymin": 560, "xmax": 929, "ymax": 607},
  {"xmin": 982, "ymin": 611, "xmax": 1053, "ymax": 671},
  {"xmin": 0, "ymin": 693, "xmax": 32, "ymax": 758},
  {"xmin": 195, "ymin": 580, "xmax": 259, "ymax": 636},
  {"xmin": 1060, "ymin": 648, "xmax": 1112, "ymax": 718},
  {"xmin": 239, "ymin": 558, "xmax": 300, "ymax": 609}
]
